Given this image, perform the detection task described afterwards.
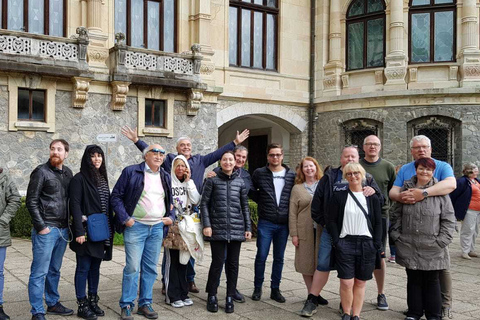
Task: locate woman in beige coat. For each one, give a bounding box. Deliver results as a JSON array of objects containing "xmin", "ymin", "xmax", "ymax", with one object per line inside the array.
[{"xmin": 289, "ymin": 157, "xmax": 323, "ymax": 295}]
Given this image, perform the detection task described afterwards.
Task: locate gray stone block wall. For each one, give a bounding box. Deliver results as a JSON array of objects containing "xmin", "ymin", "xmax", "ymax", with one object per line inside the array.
[
  {"xmin": 314, "ymin": 105, "xmax": 480, "ymax": 175},
  {"xmin": 1, "ymin": 90, "xmax": 219, "ymax": 191}
]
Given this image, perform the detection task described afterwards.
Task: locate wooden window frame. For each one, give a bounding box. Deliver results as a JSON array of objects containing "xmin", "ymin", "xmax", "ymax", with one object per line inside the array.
[
  {"xmin": 17, "ymin": 88, "xmax": 46, "ymax": 122},
  {"xmin": 229, "ymin": 0, "xmax": 279, "ymax": 71},
  {"xmin": 125, "ymin": 0, "xmax": 177, "ymax": 52},
  {"xmin": 145, "ymin": 98, "xmax": 166, "ymax": 129},
  {"xmin": 408, "ymin": 0, "xmax": 456, "ymax": 64},
  {"xmin": 1, "ymin": 0, "xmax": 67, "ymax": 36},
  {"xmin": 345, "ymin": 0, "xmax": 386, "ymax": 71}
]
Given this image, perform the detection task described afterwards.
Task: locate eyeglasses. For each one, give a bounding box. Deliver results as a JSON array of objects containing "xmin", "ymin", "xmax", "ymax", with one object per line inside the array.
[
  {"xmin": 411, "ymin": 145, "xmax": 430, "ymax": 150},
  {"xmin": 268, "ymin": 153, "xmax": 283, "ymax": 158},
  {"xmin": 346, "ymin": 171, "xmax": 361, "ymax": 177},
  {"xmin": 364, "ymin": 143, "xmax": 380, "ymax": 147},
  {"xmin": 148, "ymin": 148, "xmax": 166, "ymax": 155}
]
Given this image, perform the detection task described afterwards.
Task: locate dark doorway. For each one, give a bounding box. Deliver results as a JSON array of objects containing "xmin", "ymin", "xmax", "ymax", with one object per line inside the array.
[{"xmin": 248, "ymin": 135, "xmax": 268, "ymax": 175}]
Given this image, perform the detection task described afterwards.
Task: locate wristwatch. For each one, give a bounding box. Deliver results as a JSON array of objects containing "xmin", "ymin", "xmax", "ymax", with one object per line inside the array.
[{"xmin": 422, "ymin": 190, "xmax": 429, "ymax": 198}]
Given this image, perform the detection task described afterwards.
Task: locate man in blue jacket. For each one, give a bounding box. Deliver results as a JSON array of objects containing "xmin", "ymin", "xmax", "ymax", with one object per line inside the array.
[
  {"xmin": 111, "ymin": 144, "xmax": 175, "ymax": 320},
  {"xmin": 250, "ymin": 143, "xmax": 296, "ymax": 303}
]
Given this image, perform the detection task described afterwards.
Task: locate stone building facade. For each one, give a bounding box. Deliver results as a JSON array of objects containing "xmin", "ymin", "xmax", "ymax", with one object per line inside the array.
[{"xmin": 2, "ymin": 0, "xmax": 480, "ymax": 191}]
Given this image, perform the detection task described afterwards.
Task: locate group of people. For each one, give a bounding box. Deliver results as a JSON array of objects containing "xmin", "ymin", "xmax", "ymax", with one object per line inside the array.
[{"xmin": 0, "ymin": 128, "xmax": 476, "ymax": 320}]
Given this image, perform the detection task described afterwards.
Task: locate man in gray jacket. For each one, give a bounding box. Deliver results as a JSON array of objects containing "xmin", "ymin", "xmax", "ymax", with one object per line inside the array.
[{"xmin": 0, "ymin": 168, "xmax": 21, "ymax": 320}]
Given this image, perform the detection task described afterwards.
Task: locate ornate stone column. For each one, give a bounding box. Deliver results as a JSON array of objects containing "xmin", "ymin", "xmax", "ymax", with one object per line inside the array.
[
  {"xmin": 323, "ymin": 0, "xmax": 342, "ymax": 95},
  {"xmin": 86, "ymin": 0, "xmax": 109, "ymax": 71},
  {"xmin": 459, "ymin": 0, "xmax": 480, "ymax": 87},
  {"xmin": 384, "ymin": 0, "xmax": 407, "ymax": 90}
]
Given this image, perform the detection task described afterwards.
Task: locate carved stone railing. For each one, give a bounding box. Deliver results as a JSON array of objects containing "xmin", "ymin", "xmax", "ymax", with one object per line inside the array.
[
  {"xmin": 0, "ymin": 28, "xmax": 90, "ymax": 75},
  {"xmin": 110, "ymin": 33, "xmax": 205, "ymax": 90}
]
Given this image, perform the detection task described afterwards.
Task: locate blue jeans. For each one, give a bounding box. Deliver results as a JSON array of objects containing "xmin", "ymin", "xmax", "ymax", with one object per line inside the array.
[
  {"xmin": 254, "ymin": 219, "xmax": 289, "ymax": 289},
  {"xmin": 120, "ymin": 222, "xmax": 163, "ymax": 308},
  {"xmin": 317, "ymin": 228, "xmax": 333, "ymax": 271},
  {"xmin": 28, "ymin": 227, "xmax": 68, "ymax": 315},
  {"xmin": 74, "ymin": 254, "xmax": 102, "ymax": 299},
  {"xmin": 0, "ymin": 247, "xmax": 6, "ymax": 305}
]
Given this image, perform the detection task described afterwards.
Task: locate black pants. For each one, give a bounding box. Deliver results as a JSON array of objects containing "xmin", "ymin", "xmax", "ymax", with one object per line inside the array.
[
  {"xmin": 164, "ymin": 249, "xmax": 189, "ymax": 303},
  {"xmin": 406, "ymin": 269, "xmax": 442, "ymax": 320},
  {"xmin": 206, "ymin": 241, "xmax": 242, "ymax": 296}
]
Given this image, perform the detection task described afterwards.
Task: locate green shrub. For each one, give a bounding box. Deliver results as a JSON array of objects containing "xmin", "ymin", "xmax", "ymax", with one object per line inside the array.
[
  {"xmin": 10, "ymin": 197, "xmax": 33, "ymax": 238},
  {"xmin": 249, "ymin": 200, "xmax": 258, "ymax": 237}
]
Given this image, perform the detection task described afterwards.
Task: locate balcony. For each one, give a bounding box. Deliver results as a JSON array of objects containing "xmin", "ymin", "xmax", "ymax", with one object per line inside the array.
[
  {"xmin": 0, "ymin": 28, "xmax": 90, "ymax": 78},
  {"xmin": 109, "ymin": 34, "xmax": 206, "ymax": 90}
]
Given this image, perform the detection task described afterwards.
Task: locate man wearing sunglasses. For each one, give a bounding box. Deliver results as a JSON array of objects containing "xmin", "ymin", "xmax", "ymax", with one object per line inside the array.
[{"xmin": 111, "ymin": 144, "xmax": 175, "ymax": 320}]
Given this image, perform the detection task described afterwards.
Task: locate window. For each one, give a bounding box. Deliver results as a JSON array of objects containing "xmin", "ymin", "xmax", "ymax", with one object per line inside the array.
[
  {"xmin": 343, "ymin": 119, "xmax": 380, "ymax": 159},
  {"xmin": 114, "ymin": 0, "xmax": 176, "ymax": 52},
  {"xmin": 1, "ymin": 0, "xmax": 66, "ymax": 36},
  {"xmin": 229, "ymin": 0, "xmax": 278, "ymax": 70},
  {"xmin": 145, "ymin": 99, "xmax": 165, "ymax": 128},
  {"xmin": 18, "ymin": 88, "xmax": 45, "ymax": 121},
  {"xmin": 409, "ymin": 0, "xmax": 456, "ymax": 63},
  {"xmin": 346, "ymin": 0, "xmax": 385, "ymax": 71}
]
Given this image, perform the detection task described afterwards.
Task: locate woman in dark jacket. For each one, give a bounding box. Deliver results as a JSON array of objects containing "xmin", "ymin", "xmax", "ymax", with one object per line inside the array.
[
  {"xmin": 200, "ymin": 151, "xmax": 252, "ymax": 314},
  {"xmin": 69, "ymin": 145, "xmax": 114, "ymax": 320},
  {"xmin": 327, "ymin": 163, "xmax": 382, "ymax": 320},
  {"xmin": 449, "ymin": 163, "xmax": 480, "ymax": 259}
]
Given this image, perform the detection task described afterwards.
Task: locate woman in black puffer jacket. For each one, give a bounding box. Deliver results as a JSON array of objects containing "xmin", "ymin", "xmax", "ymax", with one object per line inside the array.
[{"xmin": 201, "ymin": 151, "xmax": 252, "ymax": 314}]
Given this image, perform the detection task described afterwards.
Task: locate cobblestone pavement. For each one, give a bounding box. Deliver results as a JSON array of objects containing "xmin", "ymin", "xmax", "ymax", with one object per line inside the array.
[{"xmin": 4, "ymin": 223, "xmax": 480, "ymax": 319}]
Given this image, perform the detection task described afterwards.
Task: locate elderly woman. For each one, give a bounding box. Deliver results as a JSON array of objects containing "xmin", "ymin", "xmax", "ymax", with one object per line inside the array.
[
  {"xmin": 390, "ymin": 158, "xmax": 455, "ymax": 320},
  {"xmin": 450, "ymin": 163, "xmax": 480, "ymax": 260},
  {"xmin": 289, "ymin": 157, "xmax": 324, "ymax": 303},
  {"xmin": 327, "ymin": 163, "xmax": 382, "ymax": 320}
]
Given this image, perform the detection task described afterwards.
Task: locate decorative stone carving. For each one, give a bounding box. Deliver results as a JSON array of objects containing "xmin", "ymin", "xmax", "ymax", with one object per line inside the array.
[
  {"xmin": 72, "ymin": 77, "xmax": 91, "ymax": 108},
  {"xmin": 164, "ymin": 57, "xmax": 193, "ymax": 74},
  {"xmin": 200, "ymin": 61, "xmax": 215, "ymax": 75},
  {"xmin": 375, "ymin": 70, "xmax": 383, "ymax": 85},
  {"xmin": 110, "ymin": 81, "xmax": 130, "ymax": 111},
  {"xmin": 76, "ymin": 27, "xmax": 89, "ymax": 42},
  {"xmin": 323, "ymin": 75, "xmax": 338, "ymax": 90},
  {"xmin": 341, "ymin": 75, "xmax": 349, "ymax": 88},
  {"xmin": 125, "ymin": 51, "xmax": 158, "ymax": 70},
  {"xmin": 449, "ymin": 66, "xmax": 458, "ymax": 80},
  {"xmin": 187, "ymin": 89, "xmax": 203, "ymax": 116},
  {"xmin": 115, "ymin": 32, "xmax": 126, "ymax": 45},
  {"xmin": 39, "ymin": 41, "xmax": 78, "ymax": 60},
  {"xmin": 464, "ymin": 65, "xmax": 480, "ymax": 77},
  {"xmin": 88, "ymin": 47, "xmax": 108, "ymax": 64},
  {"xmin": 385, "ymin": 67, "xmax": 406, "ymax": 80},
  {"xmin": 409, "ymin": 68, "xmax": 417, "ymax": 82},
  {"xmin": 0, "ymin": 36, "xmax": 30, "ymax": 54}
]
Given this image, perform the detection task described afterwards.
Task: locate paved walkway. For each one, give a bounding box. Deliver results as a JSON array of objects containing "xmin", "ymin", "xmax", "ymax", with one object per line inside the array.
[{"xmin": 4, "ymin": 224, "xmax": 480, "ymax": 320}]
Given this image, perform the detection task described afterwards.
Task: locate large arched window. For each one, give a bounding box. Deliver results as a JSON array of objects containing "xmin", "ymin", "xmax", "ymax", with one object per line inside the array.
[
  {"xmin": 346, "ymin": 0, "xmax": 385, "ymax": 71},
  {"xmin": 0, "ymin": 0, "xmax": 66, "ymax": 37},
  {"xmin": 114, "ymin": 0, "xmax": 177, "ymax": 52},
  {"xmin": 409, "ymin": 0, "xmax": 456, "ymax": 64}
]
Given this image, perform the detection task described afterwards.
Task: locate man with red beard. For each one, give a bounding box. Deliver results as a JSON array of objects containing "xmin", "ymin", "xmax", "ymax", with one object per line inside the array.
[{"xmin": 26, "ymin": 139, "xmax": 74, "ymax": 320}]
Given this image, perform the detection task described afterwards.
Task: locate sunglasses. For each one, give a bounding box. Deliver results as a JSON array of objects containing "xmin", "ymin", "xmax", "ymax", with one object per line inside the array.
[{"xmin": 148, "ymin": 148, "xmax": 166, "ymax": 155}]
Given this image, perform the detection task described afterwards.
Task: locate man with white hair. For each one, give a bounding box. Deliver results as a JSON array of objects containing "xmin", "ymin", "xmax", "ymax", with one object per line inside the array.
[{"xmin": 389, "ymin": 135, "xmax": 456, "ymax": 319}]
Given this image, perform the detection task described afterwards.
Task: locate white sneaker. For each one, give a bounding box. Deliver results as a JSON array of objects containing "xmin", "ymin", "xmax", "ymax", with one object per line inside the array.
[
  {"xmin": 183, "ymin": 298, "xmax": 193, "ymax": 306},
  {"xmin": 462, "ymin": 252, "xmax": 472, "ymax": 260},
  {"xmin": 171, "ymin": 300, "xmax": 185, "ymax": 308}
]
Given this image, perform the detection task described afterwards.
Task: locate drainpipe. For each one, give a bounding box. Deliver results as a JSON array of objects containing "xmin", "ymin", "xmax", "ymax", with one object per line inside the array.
[{"xmin": 308, "ymin": 0, "xmax": 316, "ymax": 156}]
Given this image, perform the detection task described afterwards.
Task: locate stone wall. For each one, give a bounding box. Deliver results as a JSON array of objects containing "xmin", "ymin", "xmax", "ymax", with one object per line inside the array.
[
  {"xmin": 314, "ymin": 105, "xmax": 480, "ymax": 175},
  {"xmin": 1, "ymin": 90, "xmax": 219, "ymax": 192}
]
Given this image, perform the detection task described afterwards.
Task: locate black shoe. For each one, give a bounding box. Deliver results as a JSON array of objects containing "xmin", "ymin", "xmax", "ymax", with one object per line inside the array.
[
  {"xmin": 351, "ymin": 316, "xmax": 359, "ymax": 320},
  {"xmin": 88, "ymin": 294, "xmax": 105, "ymax": 316},
  {"xmin": 252, "ymin": 287, "xmax": 262, "ymax": 301},
  {"xmin": 317, "ymin": 295, "xmax": 328, "ymax": 305},
  {"xmin": 225, "ymin": 296, "xmax": 234, "ymax": 313},
  {"xmin": 299, "ymin": 298, "xmax": 317, "ymax": 317},
  {"xmin": 188, "ymin": 281, "xmax": 200, "ymax": 293},
  {"xmin": 341, "ymin": 314, "xmax": 351, "ymax": 320},
  {"xmin": 77, "ymin": 298, "xmax": 97, "ymax": 320},
  {"xmin": 270, "ymin": 288, "xmax": 286, "ymax": 303},
  {"xmin": 232, "ymin": 289, "xmax": 245, "ymax": 303},
  {"xmin": 47, "ymin": 302, "xmax": 74, "ymax": 316},
  {"xmin": 31, "ymin": 314, "xmax": 46, "ymax": 320},
  {"xmin": 0, "ymin": 306, "xmax": 10, "ymax": 320},
  {"xmin": 207, "ymin": 295, "xmax": 218, "ymax": 313}
]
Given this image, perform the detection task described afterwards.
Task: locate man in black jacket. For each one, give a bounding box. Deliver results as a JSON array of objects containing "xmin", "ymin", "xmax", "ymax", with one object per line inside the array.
[
  {"xmin": 299, "ymin": 146, "xmax": 382, "ymax": 317},
  {"xmin": 26, "ymin": 139, "xmax": 74, "ymax": 320},
  {"xmin": 250, "ymin": 143, "xmax": 295, "ymax": 303}
]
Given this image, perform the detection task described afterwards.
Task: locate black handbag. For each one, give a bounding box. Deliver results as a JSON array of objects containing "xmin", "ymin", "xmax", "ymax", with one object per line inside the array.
[{"xmin": 87, "ymin": 213, "xmax": 110, "ymax": 242}]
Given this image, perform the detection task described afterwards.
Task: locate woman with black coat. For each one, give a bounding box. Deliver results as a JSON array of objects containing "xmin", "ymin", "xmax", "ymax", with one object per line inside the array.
[
  {"xmin": 69, "ymin": 145, "xmax": 114, "ymax": 320},
  {"xmin": 200, "ymin": 151, "xmax": 252, "ymax": 314}
]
